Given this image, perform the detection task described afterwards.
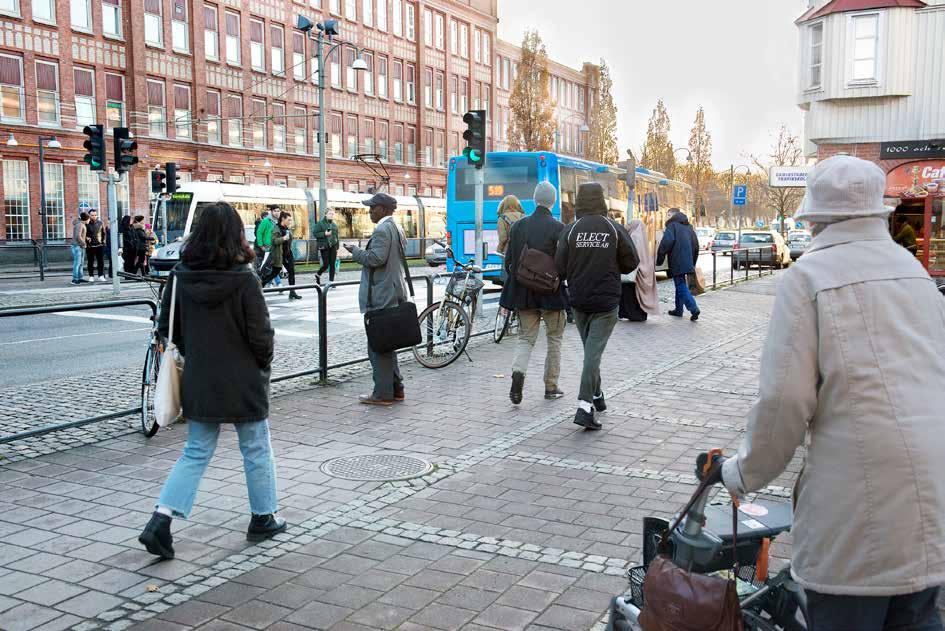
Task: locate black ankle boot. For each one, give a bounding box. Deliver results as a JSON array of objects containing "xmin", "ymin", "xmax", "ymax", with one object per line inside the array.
[
  {"xmin": 247, "ymin": 514, "xmax": 287, "ymax": 542},
  {"xmin": 139, "ymin": 512, "xmax": 175, "ymax": 559},
  {"xmin": 510, "ymin": 371, "xmax": 525, "ymax": 405}
]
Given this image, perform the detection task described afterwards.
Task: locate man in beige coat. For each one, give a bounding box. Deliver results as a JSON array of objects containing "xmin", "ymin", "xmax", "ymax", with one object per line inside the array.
[{"xmin": 720, "ymin": 156, "xmax": 945, "ymax": 630}]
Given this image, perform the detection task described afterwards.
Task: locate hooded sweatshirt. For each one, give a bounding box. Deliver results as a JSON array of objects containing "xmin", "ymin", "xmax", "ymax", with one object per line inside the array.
[
  {"xmin": 158, "ymin": 264, "xmax": 274, "ymax": 423},
  {"xmin": 656, "ymin": 211, "xmax": 700, "ymax": 277},
  {"xmin": 556, "ymin": 183, "xmax": 639, "ymax": 313}
]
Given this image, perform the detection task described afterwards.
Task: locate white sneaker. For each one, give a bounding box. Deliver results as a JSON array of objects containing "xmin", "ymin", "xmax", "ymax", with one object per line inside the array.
[
  {"xmin": 89, "ymin": 276, "xmax": 96, "ymax": 283},
  {"xmin": 99, "ymin": 276, "xmax": 106, "ymax": 282}
]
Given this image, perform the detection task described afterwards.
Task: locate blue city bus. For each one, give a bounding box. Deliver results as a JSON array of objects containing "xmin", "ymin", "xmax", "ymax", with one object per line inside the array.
[{"xmin": 446, "ymin": 151, "xmax": 630, "ymax": 281}]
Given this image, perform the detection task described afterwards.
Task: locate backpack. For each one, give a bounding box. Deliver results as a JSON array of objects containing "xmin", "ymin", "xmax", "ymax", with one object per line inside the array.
[
  {"xmin": 515, "ymin": 243, "xmax": 560, "ymax": 295},
  {"xmin": 125, "ymin": 227, "xmax": 140, "ymax": 253}
]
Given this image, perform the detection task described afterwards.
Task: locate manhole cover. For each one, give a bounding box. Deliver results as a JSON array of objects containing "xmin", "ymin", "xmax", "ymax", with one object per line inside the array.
[{"xmin": 321, "ymin": 454, "xmax": 433, "ymax": 481}]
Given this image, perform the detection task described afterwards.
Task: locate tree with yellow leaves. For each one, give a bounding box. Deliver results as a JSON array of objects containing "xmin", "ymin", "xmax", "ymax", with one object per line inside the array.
[
  {"xmin": 584, "ymin": 60, "xmax": 619, "ymax": 165},
  {"xmin": 507, "ymin": 30, "xmax": 556, "ymax": 152}
]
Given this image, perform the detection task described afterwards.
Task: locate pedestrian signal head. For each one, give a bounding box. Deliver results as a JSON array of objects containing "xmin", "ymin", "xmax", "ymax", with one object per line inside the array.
[{"xmin": 462, "ymin": 110, "xmax": 486, "ymax": 170}]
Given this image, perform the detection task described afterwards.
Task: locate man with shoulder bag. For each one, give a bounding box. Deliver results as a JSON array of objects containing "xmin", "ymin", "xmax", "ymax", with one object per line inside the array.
[
  {"xmin": 500, "ymin": 182, "xmax": 568, "ymax": 404},
  {"xmin": 346, "ymin": 193, "xmax": 418, "ymax": 406}
]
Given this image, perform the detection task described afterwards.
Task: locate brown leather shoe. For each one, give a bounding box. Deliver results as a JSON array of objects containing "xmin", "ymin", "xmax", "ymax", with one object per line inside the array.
[
  {"xmin": 393, "ymin": 386, "xmax": 405, "ymax": 402},
  {"xmin": 359, "ymin": 395, "xmax": 394, "ymax": 406}
]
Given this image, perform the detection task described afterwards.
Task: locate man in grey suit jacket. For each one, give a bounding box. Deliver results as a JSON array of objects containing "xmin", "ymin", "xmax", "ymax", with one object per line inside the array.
[{"xmin": 345, "ymin": 193, "xmax": 408, "ymax": 406}]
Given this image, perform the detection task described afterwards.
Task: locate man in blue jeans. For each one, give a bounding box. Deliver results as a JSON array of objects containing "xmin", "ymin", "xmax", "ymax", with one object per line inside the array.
[
  {"xmin": 657, "ymin": 207, "xmax": 701, "ymax": 321},
  {"xmin": 70, "ymin": 212, "xmax": 89, "ymax": 285}
]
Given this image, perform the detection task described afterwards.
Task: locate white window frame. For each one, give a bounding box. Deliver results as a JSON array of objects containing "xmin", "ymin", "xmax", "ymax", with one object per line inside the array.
[
  {"xmin": 435, "ymin": 13, "xmax": 443, "ymax": 50},
  {"xmin": 329, "ymin": 0, "xmax": 340, "ymax": 15},
  {"xmin": 459, "ymin": 23, "xmax": 468, "ymax": 58},
  {"xmin": 206, "ymin": 90, "xmax": 221, "ymax": 144},
  {"xmin": 474, "ymin": 28, "xmax": 481, "ymax": 63},
  {"xmin": 227, "ymin": 96, "xmax": 242, "ymax": 147},
  {"xmin": 392, "ymin": 0, "xmax": 402, "ymax": 36},
  {"xmin": 292, "ymin": 33, "xmax": 305, "ymax": 81},
  {"xmin": 847, "ymin": 11, "xmax": 882, "ymax": 86},
  {"xmin": 102, "ymin": 0, "xmax": 122, "ymax": 37},
  {"xmin": 0, "ymin": 0, "xmax": 20, "ymax": 17},
  {"xmin": 105, "ymin": 73, "xmax": 125, "ymax": 131},
  {"xmin": 808, "ymin": 20, "xmax": 824, "ymax": 89},
  {"xmin": 32, "ymin": 0, "xmax": 54, "ymax": 23},
  {"xmin": 377, "ymin": 56, "xmax": 387, "ymax": 98},
  {"xmin": 405, "ymin": 3, "xmax": 414, "ymax": 40},
  {"xmin": 147, "ymin": 78, "xmax": 165, "ymax": 138},
  {"xmin": 77, "ymin": 164, "xmax": 101, "ymax": 212},
  {"xmin": 35, "ymin": 60, "xmax": 59, "ymax": 126},
  {"xmin": 293, "ymin": 106, "xmax": 306, "ymax": 154},
  {"xmin": 271, "ymin": 24, "xmax": 285, "ymax": 76},
  {"xmin": 173, "ymin": 84, "xmax": 191, "ymax": 139},
  {"xmin": 363, "ymin": 52, "xmax": 373, "ymax": 95},
  {"xmin": 450, "ymin": 20, "xmax": 457, "ymax": 54},
  {"xmin": 272, "ymin": 104, "xmax": 286, "ymax": 152},
  {"xmin": 423, "ymin": 8, "xmax": 432, "ymax": 47},
  {"xmin": 225, "ymin": 11, "xmax": 241, "ymax": 65},
  {"xmin": 42, "ymin": 162, "xmax": 65, "ymax": 240},
  {"xmin": 204, "ymin": 5, "xmax": 219, "ymax": 60},
  {"xmin": 252, "ymin": 98, "xmax": 267, "ymax": 149},
  {"xmin": 172, "ymin": 3, "xmax": 189, "ymax": 53},
  {"xmin": 3, "ymin": 160, "xmax": 30, "ymax": 241},
  {"xmin": 144, "ymin": 3, "xmax": 163, "ymax": 47},
  {"xmin": 71, "ymin": 0, "xmax": 92, "ymax": 30},
  {"xmin": 482, "ymin": 31, "xmax": 490, "ymax": 64},
  {"xmin": 73, "ymin": 66, "xmax": 96, "ymax": 129},
  {"xmin": 250, "ymin": 18, "xmax": 266, "ymax": 72},
  {"xmin": 362, "ymin": 0, "xmax": 372, "ymax": 26},
  {"xmin": 376, "ymin": 0, "xmax": 386, "ymax": 31},
  {"xmin": 344, "ymin": 0, "xmax": 355, "ymax": 20}
]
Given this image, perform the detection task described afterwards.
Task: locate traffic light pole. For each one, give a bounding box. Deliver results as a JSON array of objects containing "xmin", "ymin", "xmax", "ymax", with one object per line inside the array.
[
  {"xmin": 100, "ymin": 171, "xmax": 123, "ymax": 296},
  {"xmin": 474, "ymin": 167, "xmax": 484, "ymax": 316}
]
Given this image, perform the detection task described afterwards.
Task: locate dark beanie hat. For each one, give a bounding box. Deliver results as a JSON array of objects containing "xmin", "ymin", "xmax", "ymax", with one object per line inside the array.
[{"xmin": 575, "ymin": 182, "xmax": 607, "ymax": 218}]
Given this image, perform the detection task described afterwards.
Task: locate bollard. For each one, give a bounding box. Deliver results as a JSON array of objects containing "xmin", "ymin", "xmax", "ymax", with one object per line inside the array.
[{"xmin": 318, "ymin": 284, "xmax": 328, "ymax": 383}]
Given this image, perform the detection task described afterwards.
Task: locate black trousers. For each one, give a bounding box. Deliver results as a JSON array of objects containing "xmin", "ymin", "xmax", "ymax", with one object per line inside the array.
[
  {"xmin": 807, "ymin": 587, "xmax": 943, "ymax": 631},
  {"xmin": 284, "ymin": 257, "xmax": 296, "ymax": 289},
  {"xmin": 318, "ymin": 247, "xmax": 337, "ymax": 281},
  {"xmin": 87, "ymin": 247, "xmax": 104, "ymax": 277}
]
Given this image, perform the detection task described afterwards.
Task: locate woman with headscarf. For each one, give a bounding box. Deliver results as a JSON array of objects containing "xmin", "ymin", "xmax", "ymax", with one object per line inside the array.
[{"xmin": 619, "ymin": 219, "xmax": 660, "ymax": 321}]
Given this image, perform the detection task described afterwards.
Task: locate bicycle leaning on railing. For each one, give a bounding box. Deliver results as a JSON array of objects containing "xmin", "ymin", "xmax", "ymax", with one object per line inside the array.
[
  {"xmin": 119, "ymin": 272, "xmax": 168, "ymax": 438},
  {"xmin": 412, "ymin": 243, "xmax": 484, "ymax": 369}
]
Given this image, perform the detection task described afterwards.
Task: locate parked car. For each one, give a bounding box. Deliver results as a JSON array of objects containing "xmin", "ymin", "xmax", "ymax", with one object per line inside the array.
[
  {"xmin": 695, "ymin": 227, "xmax": 716, "ymax": 251},
  {"xmin": 711, "ymin": 231, "xmax": 737, "ymax": 255},
  {"xmin": 732, "ymin": 231, "xmax": 792, "ymax": 270},
  {"xmin": 425, "ymin": 242, "xmax": 448, "ymax": 267},
  {"xmin": 788, "ymin": 232, "xmax": 812, "ymax": 260}
]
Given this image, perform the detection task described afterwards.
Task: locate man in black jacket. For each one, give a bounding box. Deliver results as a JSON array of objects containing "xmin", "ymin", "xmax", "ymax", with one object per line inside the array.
[
  {"xmin": 86, "ymin": 209, "xmax": 106, "ymax": 281},
  {"xmin": 500, "ymin": 182, "xmax": 567, "ymax": 404},
  {"xmin": 556, "ymin": 183, "xmax": 639, "ymax": 430},
  {"xmin": 656, "ymin": 208, "xmax": 701, "ymax": 320}
]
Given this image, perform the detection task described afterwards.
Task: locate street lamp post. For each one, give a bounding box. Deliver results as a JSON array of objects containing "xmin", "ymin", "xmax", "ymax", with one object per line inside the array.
[
  {"xmin": 555, "ymin": 113, "xmax": 590, "ymax": 154},
  {"xmin": 37, "ymin": 135, "xmax": 62, "ymax": 276},
  {"xmin": 298, "ymin": 16, "xmax": 366, "ymax": 230}
]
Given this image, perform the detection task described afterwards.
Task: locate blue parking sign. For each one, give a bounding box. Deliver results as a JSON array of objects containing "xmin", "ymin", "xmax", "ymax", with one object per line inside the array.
[{"xmin": 733, "ymin": 185, "xmax": 747, "ymax": 206}]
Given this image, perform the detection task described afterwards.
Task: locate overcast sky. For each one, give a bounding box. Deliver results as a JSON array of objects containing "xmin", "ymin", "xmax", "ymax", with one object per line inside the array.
[{"xmin": 498, "ymin": 0, "xmax": 810, "ymax": 169}]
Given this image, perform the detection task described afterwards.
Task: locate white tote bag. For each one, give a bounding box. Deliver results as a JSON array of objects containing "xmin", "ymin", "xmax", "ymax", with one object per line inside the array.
[{"xmin": 154, "ymin": 277, "xmax": 184, "ymax": 428}]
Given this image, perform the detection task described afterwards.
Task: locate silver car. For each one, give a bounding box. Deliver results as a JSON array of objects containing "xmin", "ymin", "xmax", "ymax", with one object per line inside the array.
[
  {"xmin": 711, "ymin": 231, "xmax": 737, "ymax": 254},
  {"xmin": 788, "ymin": 233, "xmax": 812, "ymax": 260},
  {"xmin": 733, "ymin": 231, "xmax": 792, "ymax": 270}
]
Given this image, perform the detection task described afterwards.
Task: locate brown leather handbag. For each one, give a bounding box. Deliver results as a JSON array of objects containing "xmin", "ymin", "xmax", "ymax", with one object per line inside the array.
[{"xmin": 638, "ymin": 473, "xmax": 744, "ymax": 631}]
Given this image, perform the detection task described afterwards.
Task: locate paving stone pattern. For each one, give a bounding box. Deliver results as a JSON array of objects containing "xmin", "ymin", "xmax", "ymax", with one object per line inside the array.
[{"xmin": 0, "ymin": 275, "xmax": 806, "ymax": 630}]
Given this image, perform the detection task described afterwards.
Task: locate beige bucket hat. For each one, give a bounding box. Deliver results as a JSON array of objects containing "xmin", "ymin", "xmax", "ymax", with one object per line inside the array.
[{"xmin": 796, "ymin": 155, "xmax": 891, "ymax": 224}]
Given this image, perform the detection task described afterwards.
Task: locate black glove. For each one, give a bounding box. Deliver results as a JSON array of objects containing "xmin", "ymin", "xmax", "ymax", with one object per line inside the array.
[{"xmin": 696, "ymin": 452, "xmax": 726, "ymax": 485}]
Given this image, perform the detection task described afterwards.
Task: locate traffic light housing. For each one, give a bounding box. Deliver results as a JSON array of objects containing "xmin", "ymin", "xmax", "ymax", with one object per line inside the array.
[
  {"xmin": 113, "ymin": 127, "xmax": 138, "ymax": 174},
  {"xmin": 462, "ymin": 110, "xmax": 486, "ymax": 170},
  {"xmin": 151, "ymin": 170, "xmax": 166, "ymax": 194},
  {"xmin": 82, "ymin": 125, "xmax": 106, "ymax": 171},
  {"xmin": 166, "ymin": 162, "xmax": 180, "ymax": 194}
]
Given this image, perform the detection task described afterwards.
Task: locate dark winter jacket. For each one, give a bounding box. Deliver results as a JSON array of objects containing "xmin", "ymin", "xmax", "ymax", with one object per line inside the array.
[
  {"xmin": 270, "ymin": 225, "xmax": 289, "ymax": 270},
  {"xmin": 159, "ymin": 264, "xmax": 274, "ymax": 424},
  {"xmin": 281, "ymin": 225, "xmax": 294, "ymax": 263},
  {"xmin": 657, "ymin": 211, "xmax": 700, "ymax": 277},
  {"xmin": 499, "ymin": 206, "xmax": 567, "ymax": 311},
  {"xmin": 87, "ymin": 219, "xmax": 105, "ymax": 247},
  {"xmin": 556, "ymin": 183, "xmax": 639, "ymax": 313},
  {"xmin": 314, "ymin": 217, "xmax": 340, "ymax": 249}
]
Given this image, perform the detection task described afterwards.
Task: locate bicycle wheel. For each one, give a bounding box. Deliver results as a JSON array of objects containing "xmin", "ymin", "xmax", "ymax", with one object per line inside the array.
[
  {"xmin": 494, "ymin": 308, "xmax": 512, "ymax": 343},
  {"xmin": 140, "ymin": 341, "xmax": 161, "ymax": 437},
  {"xmin": 412, "ymin": 300, "xmax": 471, "ymax": 369}
]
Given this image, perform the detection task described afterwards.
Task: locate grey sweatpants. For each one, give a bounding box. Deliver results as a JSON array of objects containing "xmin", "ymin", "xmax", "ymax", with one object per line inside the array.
[{"xmin": 572, "ymin": 308, "xmax": 619, "ymax": 404}]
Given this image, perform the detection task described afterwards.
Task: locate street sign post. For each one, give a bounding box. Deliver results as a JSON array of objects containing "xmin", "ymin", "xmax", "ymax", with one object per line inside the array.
[{"xmin": 733, "ymin": 185, "xmax": 748, "ymax": 206}]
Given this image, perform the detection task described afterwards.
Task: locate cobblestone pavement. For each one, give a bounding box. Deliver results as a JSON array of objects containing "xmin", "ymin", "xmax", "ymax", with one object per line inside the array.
[{"xmin": 0, "ymin": 273, "xmax": 798, "ymax": 631}]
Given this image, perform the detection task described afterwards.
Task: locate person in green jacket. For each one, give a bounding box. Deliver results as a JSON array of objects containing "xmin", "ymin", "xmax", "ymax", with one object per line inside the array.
[
  {"xmin": 314, "ymin": 209, "xmax": 340, "ymax": 283},
  {"xmin": 254, "ymin": 205, "xmax": 278, "ymax": 273}
]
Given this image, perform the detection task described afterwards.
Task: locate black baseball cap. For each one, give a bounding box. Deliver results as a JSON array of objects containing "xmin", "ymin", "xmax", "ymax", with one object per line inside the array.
[{"xmin": 361, "ymin": 192, "xmax": 397, "ymax": 210}]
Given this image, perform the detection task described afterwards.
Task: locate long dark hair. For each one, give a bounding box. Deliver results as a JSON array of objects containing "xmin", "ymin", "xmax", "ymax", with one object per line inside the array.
[{"xmin": 181, "ymin": 202, "xmax": 254, "ymax": 270}]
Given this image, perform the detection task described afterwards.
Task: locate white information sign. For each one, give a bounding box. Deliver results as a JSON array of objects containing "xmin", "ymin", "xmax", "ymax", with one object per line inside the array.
[{"xmin": 769, "ymin": 166, "xmax": 812, "ymax": 188}]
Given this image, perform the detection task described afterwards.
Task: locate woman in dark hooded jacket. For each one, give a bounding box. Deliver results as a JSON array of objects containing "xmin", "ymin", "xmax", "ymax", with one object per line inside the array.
[{"xmin": 139, "ymin": 202, "xmax": 285, "ymax": 561}]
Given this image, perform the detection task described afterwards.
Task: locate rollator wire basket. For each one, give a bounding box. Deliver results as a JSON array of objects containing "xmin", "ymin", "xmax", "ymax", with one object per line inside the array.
[{"xmin": 445, "ymin": 271, "xmax": 484, "ymax": 299}]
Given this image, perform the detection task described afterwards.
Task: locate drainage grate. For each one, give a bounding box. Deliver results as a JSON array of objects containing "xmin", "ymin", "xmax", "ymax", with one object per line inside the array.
[{"xmin": 321, "ymin": 454, "xmax": 434, "ymax": 482}]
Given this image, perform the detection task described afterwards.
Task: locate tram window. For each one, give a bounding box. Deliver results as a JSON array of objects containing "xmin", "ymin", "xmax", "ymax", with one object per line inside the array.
[
  {"xmin": 395, "ymin": 207, "xmax": 419, "ymax": 238},
  {"xmin": 425, "ymin": 208, "xmax": 446, "ymax": 238}
]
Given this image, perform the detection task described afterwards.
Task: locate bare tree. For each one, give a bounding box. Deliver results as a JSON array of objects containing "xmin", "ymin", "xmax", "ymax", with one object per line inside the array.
[
  {"xmin": 507, "ymin": 30, "xmax": 556, "ymax": 152},
  {"xmin": 750, "ymin": 125, "xmax": 806, "ymax": 236}
]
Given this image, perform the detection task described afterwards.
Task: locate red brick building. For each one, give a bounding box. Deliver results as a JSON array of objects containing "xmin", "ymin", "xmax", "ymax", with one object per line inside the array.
[{"xmin": 0, "ymin": 0, "xmax": 595, "ymax": 254}]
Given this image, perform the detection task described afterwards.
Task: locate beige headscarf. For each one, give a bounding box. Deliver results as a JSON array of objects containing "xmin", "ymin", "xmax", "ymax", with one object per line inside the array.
[{"xmin": 628, "ymin": 219, "xmax": 660, "ymax": 315}]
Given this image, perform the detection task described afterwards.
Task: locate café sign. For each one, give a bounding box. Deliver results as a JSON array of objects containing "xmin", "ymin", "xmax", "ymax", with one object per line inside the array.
[
  {"xmin": 880, "ymin": 140, "xmax": 945, "ymax": 160},
  {"xmin": 885, "ymin": 160, "xmax": 945, "ymax": 199}
]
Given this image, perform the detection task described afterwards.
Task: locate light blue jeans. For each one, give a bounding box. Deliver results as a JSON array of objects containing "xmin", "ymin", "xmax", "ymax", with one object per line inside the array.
[
  {"xmin": 156, "ymin": 420, "xmax": 278, "ymax": 518},
  {"xmin": 71, "ymin": 244, "xmax": 85, "ymax": 281}
]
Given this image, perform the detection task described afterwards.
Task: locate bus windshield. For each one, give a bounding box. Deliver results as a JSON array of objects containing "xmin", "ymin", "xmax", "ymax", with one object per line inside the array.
[{"xmin": 454, "ymin": 155, "xmax": 538, "ymax": 201}]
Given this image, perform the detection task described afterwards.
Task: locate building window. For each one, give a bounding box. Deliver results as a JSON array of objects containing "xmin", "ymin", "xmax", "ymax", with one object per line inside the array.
[
  {"xmin": 363, "ymin": 52, "xmax": 373, "ymax": 95},
  {"xmin": 252, "ymin": 98, "xmax": 267, "ymax": 148},
  {"xmin": 483, "ymin": 82, "xmax": 490, "ymax": 114},
  {"xmin": 144, "ymin": 0, "xmax": 163, "ymax": 46},
  {"xmin": 33, "ymin": 0, "xmax": 54, "ymax": 23},
  {"xmin": 72, "ymin": 0, "xmax": 92, "ymax": 30},
  {"xmin": 809, "ymin": 22, "xmax": 823, "ymax": 88},
  {"xmin": 503, "ymin": 58, "xmax": 510, "ymax": 90},
  {"xmin": 330, "ymin": 47, "xmax": 341, "ymax": 87},
  {"xmin": 311, "ymin": 108, "xmax": 320, "ymax": 156},
  {"xmin": 250, "ymin": 19, "xmax": 265, "ymax": 71},
  {"xmin": 364, "ymin": 118, "xmax": 374, "ymax": 154},
  {"xmin": 851, "ymin": 14, "xmax": 878, "ymax": 82},
  {"xmin": 77, "ymin": 164, "xmax": 100, "ymax": 212},
  {"xmin": 424, "ymin": 67, "xmax": 432, "ymax": 107},
  {"xmin": 174, "ymin": 84, "xmax": 190, "ymax": 138},
  {"xmin": 146, "ymin": 78, "xmax": 165, "ymax": 137},
  {"xmin": 293, "ymin": 105, "xmax": 306, "ymax": 154},
  {"xmin": 345, "ymin": 47, "xmax": 357, "ymax": 92},
  {"xmin": 436, "ymin": 130, "xmax": 444, "ymax": 167},
  {"xmin": 392, "ymin": 60, "xmax": 402, "ymax": 101},
  {"xmin": 474, "ymin": 80, "xmax": 480, "ymax": 109},
  {"xmin": 35, "ymin": 61, "xmax": 59, "ymax": 126},
  {"xmin": 172, "ymin": 0, "xmax": 188, "ymax": 52},
  {"xmin": 482, "ymin": 32, "xmax": 490, "ymax": 64},
  {"xmin": 393, "ymin": 123, "xmax": 403, "ymax": 163},
  {"xmin": 272, "ymin": 102, "xmax": 286, "ymax": 152},
  {"xmin": 43, "ymin": 162, "xmax": 65, "ymax": 240},
  {"xmin": 376, "ymin": 0, "xmax": 386, "ymax": 30},
  {"xmin": 362, "ymin": 0, "xmax": 372, "ymax": 26},
  {"xmin": 450, "ymin": 74, "xmax": 457, "ymax": 112},
  {"xmin": 271, "ymin": 24, "xmax": 285, "ymax": 75},
  {"xmin": 392, "ymin": 0, "xmax": 401, "ymax": 36},
  {"xmin": 406, "ymin": 125, "xmax": 416, "ymax": 165},
  {"xmin": 577, "ymin": 86, "xmax": 584, "ymax": 111},
  {"xmin": 460, "ymin": 77, "xmax": 467, "ymax": 112},
  {"xmin": 405, "ymin": 2, "xmax": 414, "ymax": 40},
  {"xmin": 3, "ymin": 160, "xmax": 29, "ymax": 241},
  {"xmin": 423, "ymin": 127, "xmax": 432, "ymax": 166},
  {"xmin": 435, "ymin": 71, "xmax": 444, "ymax": 111},
  {"xmin": 474, "ymin": 28, "xmax": 480, "ymax": 63},
  {"xmin": 227, "ymin": 94, "xmax": 242, "ymax": 146},
  {"xmin": 377, "ymin": 56, "xmax": 387, "ymax": 98},
  {"xmin": 225, "ymin": 11, "xmax": 240, "ymax": 64},
  {"xmin": 330, "ymin": 112, "xmax": 342, "ymax": 157},
  {"xmin": 405, "ymin": 63, "xmax": 415, "ymax": 104},
  {"xmin": 206, "ymin": 90, "xmax": 221, "ymax": 144},
  {"xmin": 460, "ymin": 23, "xmax": 468, "ymax": 58},
  {"xmin": 344, "ymin": 0, "xmax": 355, "ymax": 20},
  {"xmin": 346, "ymin": 115, "xmax": 358, "ymax": 157},
  {"xmin": 435, "ymin": 13, "xmax": 443, "ymax": 50},
  {"xmin": 450, "ymin": 20, "xmax": 457, "ymax": 54},
  {"xmin": 292, "ymin": 31, "xmax": 305, "ymax": 80},
  {"xmin": 377, "ymin": 120, "xmax": 388, "ymax": 160},
  {"xmin": 105, "ymin": 73, "xmax": 124, "ymax": 130},
  {"xmin": 73, "ymin": 66, "xmax": 95, "ymax": 128},
  {"xmin": 329, "ymin": 0, "xmax": 339, "ymax": 14},
  {"xmin": 423, "ymin": 9, "xmax": 431, "ymax": 46},
  {"xmin": 102, "ymin": 0, "xmax": 121, "ymax": 37},
  {"xmin": 204, "ymin": 5, "xmax": 219, "ymax": 59}
]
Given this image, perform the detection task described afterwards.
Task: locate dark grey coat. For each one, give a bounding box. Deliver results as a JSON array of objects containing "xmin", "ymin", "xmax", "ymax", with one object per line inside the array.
[
  {"xmin": 159, "ymin": 264, "xmax": 274, "ymax": 423},
  {"xmin": 350, "ymin": 218, "xmax": 409, "ymax": 314}
]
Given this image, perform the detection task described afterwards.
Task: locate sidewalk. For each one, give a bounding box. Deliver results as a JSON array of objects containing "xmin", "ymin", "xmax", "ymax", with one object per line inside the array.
[{"xmin": 0, "ymin": 276, "xmax": 793, "ymax": 631}]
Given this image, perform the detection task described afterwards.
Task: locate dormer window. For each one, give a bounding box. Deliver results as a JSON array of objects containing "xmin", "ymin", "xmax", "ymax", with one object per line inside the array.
[
  {"xmin": 851, "ymin": 13, "xmax": 879, "ymax": 82},
  {"xmin": 809, "ymin": 21, "xmax": 824, "ymax": 88}
]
